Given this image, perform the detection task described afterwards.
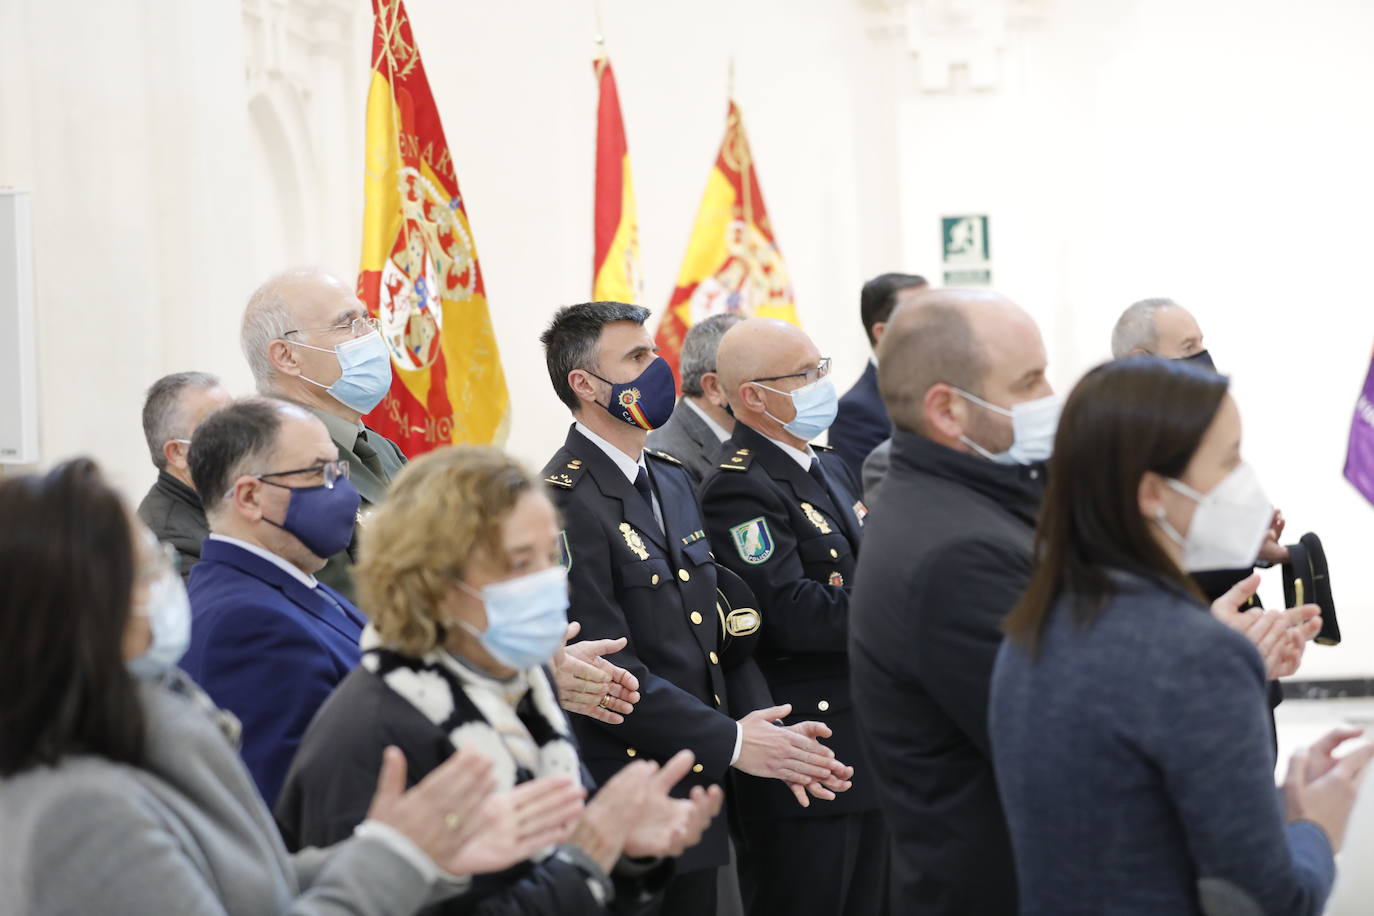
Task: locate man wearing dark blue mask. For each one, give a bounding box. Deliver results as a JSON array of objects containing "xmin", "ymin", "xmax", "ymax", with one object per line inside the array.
[
  {"xmin": 698, "ymin": 318, "xmax": 885, "ymax": 916},
  {"xmin": 183, "ymin": 397, "xmax": 367, "ymax": 807},
  {"xmin": 241, "ymin": 269, "xmax": 405, "ymax": 602},
  {"xmin": 1110, "ymin": 296, "xmax": 1217, "ymax": 369},
  {"xmin": 539, "ymin": 302, "xmax": 854, "ymax": 916}
]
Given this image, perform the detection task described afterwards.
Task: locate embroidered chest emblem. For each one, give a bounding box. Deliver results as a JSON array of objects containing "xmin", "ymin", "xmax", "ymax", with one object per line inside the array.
[
  {"xmin": 730, "ymin": 517, "xmax": 775, "ymax": 565},
  {"xmin": 799, "ymin": 502, "xmax": 832, "ymax": 534},
  {"xmin": 619, "ymin": 522, "xmax": 650, "ymax": 560}
]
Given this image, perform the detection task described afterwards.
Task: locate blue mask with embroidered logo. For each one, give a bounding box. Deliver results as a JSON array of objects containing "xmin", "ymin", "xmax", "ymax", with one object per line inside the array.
[{"xmin": 590, "ymin": 357, "xmax": 677, "ymax": 431}]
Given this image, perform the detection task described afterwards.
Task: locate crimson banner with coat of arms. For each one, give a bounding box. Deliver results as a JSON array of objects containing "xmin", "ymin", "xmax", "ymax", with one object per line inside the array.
[{"xmin": 358, "ymin": 0, "xmax": 510, "ymax": 455}]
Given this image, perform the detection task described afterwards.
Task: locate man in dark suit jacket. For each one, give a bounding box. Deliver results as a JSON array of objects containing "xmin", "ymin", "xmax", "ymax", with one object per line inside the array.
[
  {"xmin": 135, "ymin": 371, "xmax": 232, "ymax": 580},
  {"xmin": 699, "ymin": 318, "xmax": 883, "ymax": 916},
  {"xmin": 851, "ymin": 289, "xmax": 1055, "ymax": 915},
  {"xmin": 829, "ymin": 272, "xmax": 927, "ymax": 481},
  {"xmin": 183, "ymin": 398, "xmax": 366, "ymax": 808},
  {"xmin": 538, "ymin": 302, "xmax": 853, "ymax": 916},
  {"xmin": 647, "ymin": 313, "xmax": 741, "ymax": 484},
  {"xmin": 240, "ymin": 268, "xmax": 407, "ymax": 602}
]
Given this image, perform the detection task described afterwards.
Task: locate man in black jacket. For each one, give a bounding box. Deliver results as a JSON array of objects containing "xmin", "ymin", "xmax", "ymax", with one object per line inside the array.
[
  {"xmin": 699, "ymin": 318, "xmax": 884, "ymax": 915},
  {"xmin": 136, "ymin": 371, "xmax": 231, "ymax": 579},
  {"xmin": 851, "ymin": 288, "xmax": 1057, "ymax": 915},
  {"xmin": 538, "ymin": 302, "xmax": 853, "ymax": 916}
]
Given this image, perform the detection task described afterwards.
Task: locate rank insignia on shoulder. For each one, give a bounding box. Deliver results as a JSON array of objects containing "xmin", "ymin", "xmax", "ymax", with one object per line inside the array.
[
  {"xmin": 544, "ymin": 458, "xmax": 586, "ymax": 489},
  {"xmin": 828, "ymin": 571, "xmax": 845, "ymax": 587},
  {"xmin": 853, "ymin": 500, "xmax": 868, "ymax": 524},
  {"xmin": 647, "ymin": 449, "xmax": 682, "ymax": 466},
  {"xmin": 800, "ymin": 502, "xmax": 832, "ymax": 534},
  {"xmin": 720, "ymin": 448, "xmax": 755, "ymax": 471},
  {"xmin": 545, "ymin": 473, "xmax": 575, "ymax": 488},
  {"xmin": 729, "ymin": 517, "xmax": 774, "ymax": 565}
]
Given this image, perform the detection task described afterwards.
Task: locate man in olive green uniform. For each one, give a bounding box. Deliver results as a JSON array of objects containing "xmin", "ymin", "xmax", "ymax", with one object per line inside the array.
[{"xmin": 239, "ymin": 268, "xmax": 405, "ymax": 600}]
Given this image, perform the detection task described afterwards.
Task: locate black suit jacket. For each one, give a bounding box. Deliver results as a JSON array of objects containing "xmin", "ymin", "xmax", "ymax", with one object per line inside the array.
[
  {"xmin": 275, "ymin": 664, "xmax": 667, "ymax": 915},
  {"xmin": 850, "ymin": 431, "xmax": 1046, "ymax": 916},
  {"xmin": 698, "ymin": 423, "xmax": 876, "ymax": 820},
  {"xmin": 543, "ymin": 426, "xmax": 742, "ymax": 872},
  {"xmin": 136, "ymin": 471, "xmax": 209, "ymax": 581},
  {"xmin": 645, "ymin": 399, "xmax": 728, "ymax": 486},
  {"xmin": 830, "ymin": 362, "xmax": 890, "ymax": 484}
]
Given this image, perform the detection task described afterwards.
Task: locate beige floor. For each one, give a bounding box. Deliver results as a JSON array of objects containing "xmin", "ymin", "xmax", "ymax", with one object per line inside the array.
[{"xmin": 1275, "ymin": 698, "xmax": 1374, "ymax": 912}]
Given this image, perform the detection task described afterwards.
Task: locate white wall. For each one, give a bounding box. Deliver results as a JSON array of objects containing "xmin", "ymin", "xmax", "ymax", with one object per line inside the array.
[
  {"xmin": 3, "ymin": 0, "xmax": 1373, "ymax": 675},
  {"xmin": 894, "ymin": 0, "xmax": 1374, "ymax": 677}
]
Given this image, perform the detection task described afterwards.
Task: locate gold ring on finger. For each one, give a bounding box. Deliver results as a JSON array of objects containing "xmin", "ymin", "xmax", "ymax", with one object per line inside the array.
[{"xmin": 445, "ymin": 812, "xmax": 461, "ymax": 831}]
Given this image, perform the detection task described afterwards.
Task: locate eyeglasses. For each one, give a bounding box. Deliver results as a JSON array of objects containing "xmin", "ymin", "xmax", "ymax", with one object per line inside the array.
[
  {"xmin": 751, "ymin": 357, "xmax": 832, "ymax": 387},
  {"xmin": 282, "ymin": 315, "xmax": 379, "ymax": 340},
  {"xmin": 223, "ymin": 459, "xmax": 351, "ymax": 498}
]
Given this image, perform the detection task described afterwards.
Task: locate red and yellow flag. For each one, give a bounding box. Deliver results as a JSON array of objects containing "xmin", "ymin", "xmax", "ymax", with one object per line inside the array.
[
  {"xmin": 592, "ymin": 53, "xmax": 641, "ymax": 303},
  {"xmin": 358, "ymin": 0, "xmax": 509, "ymax": 456},
  {"xmin": 656, "ymin": 101, "xmax": 798, "ymax": 384}
]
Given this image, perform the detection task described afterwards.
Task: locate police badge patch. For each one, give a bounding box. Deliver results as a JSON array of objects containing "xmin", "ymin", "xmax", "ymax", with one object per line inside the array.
[{"xmin": 729, "ymin": 517, "xmax": 774, "ymax": 565}]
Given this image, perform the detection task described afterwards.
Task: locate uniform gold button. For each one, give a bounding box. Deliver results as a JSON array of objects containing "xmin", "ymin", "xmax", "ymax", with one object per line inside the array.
[
  {"xmin": 692, "ymin": 763, "xmax": 704, "ymax": 774},
  {"xmin": 829, "ymin": 548, "xmax": 838, "ymax": 559},
  {"xmin": 691, "ymin": 611, "xmax": 703, "ymax": 625},
  {"xmin": 709, "ymin": 651, "xmax": 719, "ymax": 665},
  {"xmin": 626, "ymin": 748, "xmax": 637, "ymax": 758},
  {"xmin": 651, "ymin": 574, "xmax": 660, "ymax": 585},
  {"xmin": 817, "ymin": 700, "xmax": 830, "ymax": 712},
  {"xmin": 678, "ymin": 568, "xmax": 690, "ymax": 582}
]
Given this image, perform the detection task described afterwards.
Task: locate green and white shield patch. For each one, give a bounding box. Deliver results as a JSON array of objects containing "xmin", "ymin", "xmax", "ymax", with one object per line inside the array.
[{"xmin": 729, "ymin": 517, "xmax": 774, "ymax": 565}]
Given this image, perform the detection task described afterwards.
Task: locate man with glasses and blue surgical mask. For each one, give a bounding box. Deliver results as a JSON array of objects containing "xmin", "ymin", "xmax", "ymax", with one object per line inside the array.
[
  {"xmin": 698, "ymin": 318, "xmax": 884, "ymax": 916},
  {"xmin": 183, "ymin": 397, "xmax": 367, "ymax": 807},
  {"xmin": 240, "ymin": 268, "xmax": 402, "ymax": 601}
]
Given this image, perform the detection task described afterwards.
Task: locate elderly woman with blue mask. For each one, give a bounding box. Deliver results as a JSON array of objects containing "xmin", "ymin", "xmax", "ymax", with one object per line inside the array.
[
  {"xmin": 0, "ymin": 458, "xmax": 566, "ymax": 915},
  {"xmin": 275, "ymin": 446, "xmax": 724, "ymax": 915}
]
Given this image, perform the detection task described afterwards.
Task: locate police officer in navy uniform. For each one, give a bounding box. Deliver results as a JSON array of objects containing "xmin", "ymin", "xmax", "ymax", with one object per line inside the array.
[
  {"xmin": 698, "ymin": 318, "xmax": 886, "ymax": 916},
  {"xmin": 538, "ymin": 302, "xmax": 854, "ymax": 916}
]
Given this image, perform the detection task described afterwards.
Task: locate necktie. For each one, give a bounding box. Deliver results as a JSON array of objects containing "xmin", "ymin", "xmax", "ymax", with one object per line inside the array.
[
  {"xmin": 353, "ymin": 430, "xmax": 385, "ymax": 478},
  {"xmin": 633, "ymin": 466, "xmax": 654, "ymax": 511},
  {"xmin": 808, "ymin": 459, "xmax": 844, "ymax": 520}
]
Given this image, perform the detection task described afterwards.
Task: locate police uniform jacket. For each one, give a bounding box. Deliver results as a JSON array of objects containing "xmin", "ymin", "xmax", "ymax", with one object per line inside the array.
[
  {"xmin": 698, "ymin": 421, "xmax": 877, "ymax": 820},
  {"xmin": 542, "ymin": 425, "xmax": 750, "ymax": 873}
]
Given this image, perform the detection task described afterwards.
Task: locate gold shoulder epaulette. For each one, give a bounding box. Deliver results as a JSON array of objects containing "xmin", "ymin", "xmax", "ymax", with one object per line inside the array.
[
  {"xmin": 719, "ymin": 448, "xmax": 755, "ymax": 471},
  {"xmin": 544, "ymin": 456, "xmax": 586, "ymax": 489}
]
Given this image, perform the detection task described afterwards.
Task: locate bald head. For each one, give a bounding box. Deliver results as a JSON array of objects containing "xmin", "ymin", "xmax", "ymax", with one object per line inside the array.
[
  {"xmin": 718, "ymin": 318, "xmax": 828, "ymax": 446},
  {"xmin": 878, "ymin": 288, "xmax": 1050, "ymax": 450}
]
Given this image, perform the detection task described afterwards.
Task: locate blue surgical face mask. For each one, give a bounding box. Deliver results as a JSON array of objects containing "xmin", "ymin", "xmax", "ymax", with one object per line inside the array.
[
  {"xmin": 589, "ymin": 357, "xmax": 677, "ymax": 431},
  {"xmin": 260, "ymin": 476, "xmax": 362, "ymax": 559},
  {"xmin": 128, "ymin": 569, "xmax": 192, "ymax": 680},
  {"xmin": 294, "ymin": 331, "xmax": 393, "ymax": 414},
  {"xmin": 456, "ymin": 566, "xmax": 570, "ymax": 671},
  {"xmin": 754, "ymin": 375, "xmax": 839, "ymax": 442},
  {"xmin": 954, "ymin": 388, "xmax": 1061, "ymax": 466}
]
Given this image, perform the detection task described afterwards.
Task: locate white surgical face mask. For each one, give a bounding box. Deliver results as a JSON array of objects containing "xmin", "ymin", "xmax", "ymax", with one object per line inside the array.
[
  {"xmin": 128, "ymin": 568, "xmax": 192, "ymax": 680},
  {"xmin": 1153, "ymin": 463, "xmax": 1273, "ymax": 571},
  {"xmin": 954, "ymin": 389, "xmax": 1062, "ymax": 466}
]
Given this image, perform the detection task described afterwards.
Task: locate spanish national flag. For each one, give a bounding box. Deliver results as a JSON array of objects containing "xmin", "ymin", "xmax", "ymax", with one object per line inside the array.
[
  {"xmin": 592, "ymin": 53, "xmax": 642, "ymax": 303},
  {"xmin": 656, "ymin": 101, "xmax": 799, "ymax": 385},
  {"xmin": 357, "ymin": 0, "xmax": 510, "ymax": 455}
]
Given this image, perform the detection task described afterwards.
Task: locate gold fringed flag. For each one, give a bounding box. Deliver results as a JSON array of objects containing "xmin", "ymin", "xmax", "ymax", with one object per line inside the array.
[
  {"xmin": 656, "ymin": 101, "xmax": 798, "ymax": 384},
  {"xmin": 592, "ymin": 53, "xmax": 642, "ymax": 303},
  {"xmin": 357, "ymin": 0, "xmax": 510, "ymax": 455}
]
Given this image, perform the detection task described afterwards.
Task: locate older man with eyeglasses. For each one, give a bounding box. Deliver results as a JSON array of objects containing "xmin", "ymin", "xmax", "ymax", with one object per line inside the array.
[
  {"xmin": 181, "ymin": 397, "xmax": 367, "ymax": 807},
  {"xmin": 697, "ymin": 318, "xmax": 885, "ymax": 916},
  {"xmin": 239, "ymin": 268, "xmax": 405, "ymax": 601}
]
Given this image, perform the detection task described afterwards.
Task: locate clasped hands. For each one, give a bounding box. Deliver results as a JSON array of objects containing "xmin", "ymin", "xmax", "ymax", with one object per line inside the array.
[
  {"xmin": 552, "ymin": 621, "xmax": 642, "ymax": 725},
  {"xmin": 733, "ymin": 704, "xmax": 854, "ymax": 808}
]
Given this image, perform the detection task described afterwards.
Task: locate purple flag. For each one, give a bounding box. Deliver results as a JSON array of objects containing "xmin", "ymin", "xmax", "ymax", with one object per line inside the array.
[{"xmin": 1344, "ymin": 348, "xmax": 1374, "ymax": 506}]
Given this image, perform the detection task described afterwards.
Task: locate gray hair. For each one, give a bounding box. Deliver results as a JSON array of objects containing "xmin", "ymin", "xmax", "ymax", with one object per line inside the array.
[
  {"xmin": 241, "ymin": 268, "xmax": 326, "ymax": 392},
  {"xmin": 1111, "ymin": 297, "xmax": 1176, "ymax": 359},
  {"xmin": 141, "ymin": 371, "xmax": 222, "ymax": 470},
  {"xmin": 680, "ymin": 314, "xmax": 743, "ymax": 397}
]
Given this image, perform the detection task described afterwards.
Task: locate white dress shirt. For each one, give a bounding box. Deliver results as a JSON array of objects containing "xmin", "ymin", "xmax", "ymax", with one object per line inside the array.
[
  {"xmin": 761, "ymin": 430, "xmax": 818, "ymax": 472},
  {"xmin": 683, "ymin": 397, "xmax": 731, "ymax": 443},
  {"xmin": 207, "ymin": 534, "xmax": 319, "ymax": 588}
]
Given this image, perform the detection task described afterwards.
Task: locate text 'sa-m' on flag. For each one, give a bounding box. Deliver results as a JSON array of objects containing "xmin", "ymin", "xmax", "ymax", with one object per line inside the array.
[
  {"xmin": 1344, "ymin": 343, "xmax": 1374, "ymax": 506},
  {"xmin": 592, "ymin": 51, "xmax": 642, "ymax": 304},
  {"xmin": 357, "ymin": 0, "xmax": 510, "ymax": 456},
  {"xmin": 656, "ymin": 100, "xmax": 799, "ymax": 386}
]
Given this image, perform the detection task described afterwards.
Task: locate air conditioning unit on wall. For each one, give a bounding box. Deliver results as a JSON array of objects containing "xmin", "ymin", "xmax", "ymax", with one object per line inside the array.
[{"xmin": 0, "ymin": 189, "xmax": 39, "ymax": 464}]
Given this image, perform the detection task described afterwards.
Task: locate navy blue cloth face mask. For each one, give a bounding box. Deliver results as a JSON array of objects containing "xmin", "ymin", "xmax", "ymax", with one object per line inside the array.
[
  {"xmin": 1181, "ymin": 350, "xmax": 1217, "ymax": 372},
  {"xmin": 589, "ymin": 356, "xmax": 677, "ymax": 431},
  {"xmin": 260, "ymin": 476, "xmax": 362, "ymax": 559}
]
